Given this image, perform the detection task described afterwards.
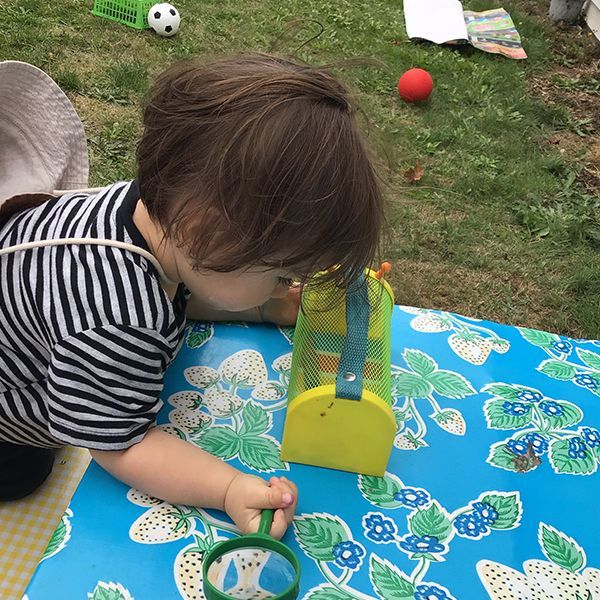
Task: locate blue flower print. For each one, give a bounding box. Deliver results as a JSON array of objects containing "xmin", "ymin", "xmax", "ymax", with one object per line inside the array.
[
  {"xmin": 516, "ymin": 390, "xmax": 543, "ymax": 403},
  {"xmin": 574, "ymin": 374, "xmax": 599, "ymax": 391},
  {"xmin": 552, "ymin": 340, "xmax": 572, "ymax": 354},
  {"xmin": 399, "ymin": 535, "xmax": 446, "ymax": 554},
  {"xmin": 332, "ymin": 540, "xmax": 365, "ymax": 570},
  {"xmin": 540, "ymin": 400, "xmax": 564, "ymax": 417},
  {"xmin": 568, "ymin": 437, "xmax": 588, "ymax": 460},
  {"xmin": 471, "ymin": 502, "xmax": 498, "ymax": 525},
  {"xmin": 393, "ymin": 488, "xmax": 430, "ymax": 508},
  {"xmin": 581, "ymin": 427, "xmax": 600, "ymax": 448},
  {"xmin": 522, "ymin": 432, "xmax": 549, "ymax": 455},
  {"xmin": 454, "ymin": 513, "xmax": 488, "ymax": 538},
  {"xmin": 506, "ymin": 438, "xmax": 529, "ymax": 455},
  {"xmin": 415, "ymin": 584, "xmax": 454, "ymax": 600},
  {"xmin": 502, "ymin": 401, "xmax": 530, "ymax": 416},
  {"xmin": 363, "ymin": 513, "xmax": 397, "ymax": 543}
]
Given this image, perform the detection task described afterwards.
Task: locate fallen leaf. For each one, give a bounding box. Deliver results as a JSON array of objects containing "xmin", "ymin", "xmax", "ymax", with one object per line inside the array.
[{"xmin": 403, "ymin": 159, "xmax": 425, "ymax": 183}]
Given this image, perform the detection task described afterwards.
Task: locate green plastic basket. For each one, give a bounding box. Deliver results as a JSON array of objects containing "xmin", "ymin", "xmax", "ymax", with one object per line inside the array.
[{"xmin": 92, "ymin": 0, "xmax": 154, "ymax": 29}]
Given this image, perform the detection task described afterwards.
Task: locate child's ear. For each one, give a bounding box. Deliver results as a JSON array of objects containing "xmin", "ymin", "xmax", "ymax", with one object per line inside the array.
[{"xmin": 0, "ymin": 192, "xmax": 55, "ymax": 227}]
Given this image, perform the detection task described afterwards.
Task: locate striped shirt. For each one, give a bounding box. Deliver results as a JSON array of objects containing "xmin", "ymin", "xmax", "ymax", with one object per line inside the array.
[{"xmin": 0, "ymin": 181, "xmax": 187, "ymax": 450}]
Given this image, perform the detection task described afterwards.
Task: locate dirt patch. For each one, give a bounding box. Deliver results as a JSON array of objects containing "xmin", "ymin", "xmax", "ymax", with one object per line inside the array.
[
  {"xmin": 387, "ymin": 257, "xmax": 552, "ymax": 330},
  {"xmin": 528, "ymin": 20, "xmax": 600, "ymax": 190}
]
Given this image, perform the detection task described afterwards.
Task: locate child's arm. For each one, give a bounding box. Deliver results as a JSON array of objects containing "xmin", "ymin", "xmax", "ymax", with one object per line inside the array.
[
  {"xmin": 186, "ymin": 285, "xmax": 300, "ymax": 326},
  {"xmin": 90, "ymin": 427, "xmax": 297, "ymax": 538}
]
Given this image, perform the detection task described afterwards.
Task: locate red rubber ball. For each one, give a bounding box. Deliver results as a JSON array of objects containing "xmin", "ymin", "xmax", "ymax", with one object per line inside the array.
[{"xmin": 397, "ymin": 68, "xmax": 434, "ymax": 103}]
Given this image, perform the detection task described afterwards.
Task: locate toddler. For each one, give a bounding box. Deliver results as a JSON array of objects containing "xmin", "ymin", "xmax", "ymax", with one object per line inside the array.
[{"xmin": 0, "ymin": 53, "xmax": 384, "ymax": 538}]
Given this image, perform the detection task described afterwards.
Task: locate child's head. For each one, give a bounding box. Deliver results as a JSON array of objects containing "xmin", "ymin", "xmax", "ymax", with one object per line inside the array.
[{"xmin": 136, "ymin": 53, "xmax": 383, "ymax": 301}]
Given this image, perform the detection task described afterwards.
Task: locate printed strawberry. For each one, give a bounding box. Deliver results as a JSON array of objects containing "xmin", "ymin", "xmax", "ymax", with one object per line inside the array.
[
  {"xmin": 583, "ymin": 568, "xmax": 600, "ymax": 595},
  {"xmin": 432, "ymin": 409, "xmax": 466, "ymax": 435},
  {"xmin": 272, "ymin": 353, "xmax": 293, "ymax": 374},
  {"xmin": 252, "ymin": 381, "xmax": 286, "ymax": 401},
  {"xmin": 127, "ymin": 488, "xmax": 161, "ymax": 507},
  {"xmin": 169, "ymin": 409, "xmax": 211, "ymax": 433},
  {"xmin": 491, "ymin": 339, "xmax": 510, "ymax": 354},
  {"xmin": 175, "ymin": 547, "xmax": 205, "ymax": 600},
  {"xmin": 410, "ymin": 313, "xmax": 452, "ymax": 333},
  {"xmin": 524, "ymin": 560, "xmax": 595, "ymax": 599},
  {"xmin": 394, "ymin": 430, "xmax": 426, "ymax": 450},
  {"xmin": 448, "ymin": 333, "xmax": 493, "ymax": 365},
  {"xmin": 168, "ymin": 391, "xmax": 203, "ymax": 410},
  {"xmin": 129, "ymin": 503, "xmax": 193, "ymax": 544},
  {"xmin": 400, "ymin": 306, "xmax": 426, "ymax": 315},
  {"xmin": 202, "ymin": 387, "xmax": 242, "ymax": 417},
  {"xmin": 156, "ymin": 423, "xmax": 187, "ymax": 439},
  {"xmin": 477, "ymin": 560, "xmax": 545, "ymax": 599},
  {"xmin": 218, "ymin": 350, "xmax": 268, "ymax": 388},
  {"xmin": 184, "ymin": 366, "xmax": 219, "ymax": 389}
]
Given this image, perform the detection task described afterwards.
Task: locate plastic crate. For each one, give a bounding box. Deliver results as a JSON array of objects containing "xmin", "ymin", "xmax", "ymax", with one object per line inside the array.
[{"xmin": 92, "ymin": 0, "xmax": 154, "ymax": 29}]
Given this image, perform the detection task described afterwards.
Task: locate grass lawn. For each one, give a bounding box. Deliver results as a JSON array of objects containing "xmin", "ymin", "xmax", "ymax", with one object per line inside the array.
[{"xmin": 2, "ymin": 0, "xmax": 599, "ymax": 338}]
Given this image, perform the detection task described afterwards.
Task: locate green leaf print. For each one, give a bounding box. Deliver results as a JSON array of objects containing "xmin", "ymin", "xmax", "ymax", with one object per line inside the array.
[
  {"xmin": 185, "ymin": 322, "xmax": 213, "ymax": 349},
  {"xmin": 238, "ymin": 436, "xmax": 285, "ymax": 471},
  {"xmin": 484, "ymin": 399, "xmax": 532, "ymax": 430},
  {"xmin": 408, "ymin": 501, "xmax": 453, "ymax": 541},
  {"xmin": 539, "ymin": 401, "xmax": 583, "ymax": 429},
  {"xmin": 358, "ymin": 473, "xmax": 403, "ymax": 507},
  {"xmin": 294, "ymin": 515, "xmax": 347, "ymax": 561},
  {"xmin": 576, "ymin": 348, "xmax": 600, "ymax": 371},
  {"xmin": 487, "ymin": 443, "xmax": 520, "ymax": 472},
  {"xmin": 239, "ymin": 401, "xmax": 270, "ymax": 437},
  {"xmin": 519, "ymin": 327, "xmax": 560, "ymax": 348},
  {"xmin": 42, "ymin": 510, "xmax": 71, "ymax": 560},
  {"xmin": 391, "ymin": 370, "xmax": 433, "ymax": 398},
  {"xmin": 539, "ymin": 523, "xmax": 586, "ymax": 572},
  {"xmin": 197, "ymin": 426, "xmax": 240, "ymax": 459},
  {"xmin": 538, "ymin": 360, "xmax": 577, "ymax": 381},
  {"xmin": 370, "ymin": 556, "xmax": 415, "ymax": 600},
  {"xmin": 279, "ymin": 326, "xmax": 295, "ymax": 345},
  {"xmin": 304, "ymin": 587, "xmax": 354, "ymax": 600},
  {"xmin": 87, "ymin": 582, "xmax": 132, "ymax": 600},
  {"xmin": 480, "ymin": 492, "xmax": 522, "ymax": 529},
  {"xmin": 426, "ymin": 370, "xmax": 476, "ymax": 398},
  {"xmin": 549, "ymin": 438, "xmax": 597, "ymax": 475},
  {"xmin": 403, "ymin": 349, "xmax": 436, "ymax": 377},
  {"xmin": 482, "ymin": 383, "xmax": 520, "ymax": 401}
]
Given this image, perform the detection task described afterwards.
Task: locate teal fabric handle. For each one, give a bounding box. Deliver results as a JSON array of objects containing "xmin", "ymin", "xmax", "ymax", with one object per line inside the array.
[{"xmin": 335, "ymin": 274, "xmax": 370, "ymax": 400}]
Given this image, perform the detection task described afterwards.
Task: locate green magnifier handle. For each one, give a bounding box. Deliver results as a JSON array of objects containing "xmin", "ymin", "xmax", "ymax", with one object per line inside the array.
[{"xmin": 258, "ymin": 508, "xmax": 274, "ymax": 536}]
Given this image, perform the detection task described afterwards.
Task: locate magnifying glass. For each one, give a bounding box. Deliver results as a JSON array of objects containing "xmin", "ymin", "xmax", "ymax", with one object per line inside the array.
[{"xmin": 203, "ymin": 509, "xmax": 300, "ymax": 600}]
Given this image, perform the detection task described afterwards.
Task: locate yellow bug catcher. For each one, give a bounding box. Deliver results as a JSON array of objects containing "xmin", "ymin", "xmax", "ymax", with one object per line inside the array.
[{"xmin": 281, "ymin": 267, "xmax": 395, "ymax": 476}]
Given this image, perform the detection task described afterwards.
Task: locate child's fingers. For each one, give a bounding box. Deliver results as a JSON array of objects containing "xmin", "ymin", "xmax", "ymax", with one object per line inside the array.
[
  {"xmin": 269, "ymin": 508, "xmax": 290, "ymax": 540},
  {"xmin": 268, "ymin": 477, "xmax": 299, "ymax": 512},
  {"xmin": 247, "ymin": 479, "xmax": 295, "ymax": 510}
]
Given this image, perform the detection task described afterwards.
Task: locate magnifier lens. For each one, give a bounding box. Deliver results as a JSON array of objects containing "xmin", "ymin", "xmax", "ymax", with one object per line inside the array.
[{"xmin": 206, "ymin": 546, "xmax": 297, "ymax": 599}]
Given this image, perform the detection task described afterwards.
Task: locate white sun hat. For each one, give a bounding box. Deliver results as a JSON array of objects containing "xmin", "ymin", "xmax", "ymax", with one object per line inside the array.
[{"xmin": 0, "ymin": 60, "xmax": 90, "ymax": 204}]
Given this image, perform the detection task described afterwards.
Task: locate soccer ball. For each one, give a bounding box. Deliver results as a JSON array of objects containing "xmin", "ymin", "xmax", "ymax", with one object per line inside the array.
[{"xmin": 147, "ymin": 3, "xmax": 180, "ymax": 37}]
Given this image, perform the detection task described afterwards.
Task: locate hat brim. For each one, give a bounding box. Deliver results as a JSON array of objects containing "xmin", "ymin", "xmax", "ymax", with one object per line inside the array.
[{"xmin": 0, "ymin": 61, "xmax": 89, "ymax": 203}]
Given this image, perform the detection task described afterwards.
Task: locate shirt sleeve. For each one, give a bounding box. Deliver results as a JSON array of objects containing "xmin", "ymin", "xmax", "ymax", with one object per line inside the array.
[{"xmin": 45, "ymin": 325, "xmax": 173, "ymax": 450}]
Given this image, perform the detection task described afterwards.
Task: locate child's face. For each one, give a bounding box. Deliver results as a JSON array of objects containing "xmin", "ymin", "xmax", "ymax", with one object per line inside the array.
[{"xmin": 177, "ymin": 252, "xmax": 295, "ymax": 311}]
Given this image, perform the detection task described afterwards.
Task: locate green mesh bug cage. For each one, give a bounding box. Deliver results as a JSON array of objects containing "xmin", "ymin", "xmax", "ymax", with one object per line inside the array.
[{"xmin": 281, "ymin": 268, "xmax": 395, "ymax": 476}]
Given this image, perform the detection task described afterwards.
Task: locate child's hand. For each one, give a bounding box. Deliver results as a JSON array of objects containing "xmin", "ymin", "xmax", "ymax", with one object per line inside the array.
[
  {"xmin": 259, "ymin": 284, "xmax": 301, "ymax": 326},
  {"xmin": 224, "ymin": 473, "xmax": 298, "ymax": 539}
]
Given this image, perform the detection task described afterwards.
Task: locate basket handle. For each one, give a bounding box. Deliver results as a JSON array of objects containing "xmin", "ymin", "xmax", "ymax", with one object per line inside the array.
[{"xmin": 335, "ymin": 273, "xmax": 370, "ymax": 401}]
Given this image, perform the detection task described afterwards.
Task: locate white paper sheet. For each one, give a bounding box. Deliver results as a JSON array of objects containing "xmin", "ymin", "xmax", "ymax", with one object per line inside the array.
[{"xmin": 404, "ymin": 0, "xmax": 468, "ymax": 44}]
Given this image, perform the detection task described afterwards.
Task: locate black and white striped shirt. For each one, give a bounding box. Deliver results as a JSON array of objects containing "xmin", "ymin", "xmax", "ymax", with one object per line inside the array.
[{"xmin": 0, "ymin": 181, "xmax": 187, "ymax": 449}]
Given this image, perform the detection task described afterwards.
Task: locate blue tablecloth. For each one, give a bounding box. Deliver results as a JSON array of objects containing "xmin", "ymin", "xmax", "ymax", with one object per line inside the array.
[{"xmin": 25, "ymin": 307, "xmax": 600, "ymax": 600}]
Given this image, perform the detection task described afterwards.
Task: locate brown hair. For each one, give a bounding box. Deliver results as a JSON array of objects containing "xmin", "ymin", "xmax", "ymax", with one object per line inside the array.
[{"xmin": 136, "ymin": 53, "xmax": 383, "ymax": 286}]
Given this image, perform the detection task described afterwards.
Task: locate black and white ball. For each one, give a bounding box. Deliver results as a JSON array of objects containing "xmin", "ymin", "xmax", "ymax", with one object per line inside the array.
[{"xmin": 148, "ymin": 3, "xmax": 180, "ymax": 37}]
